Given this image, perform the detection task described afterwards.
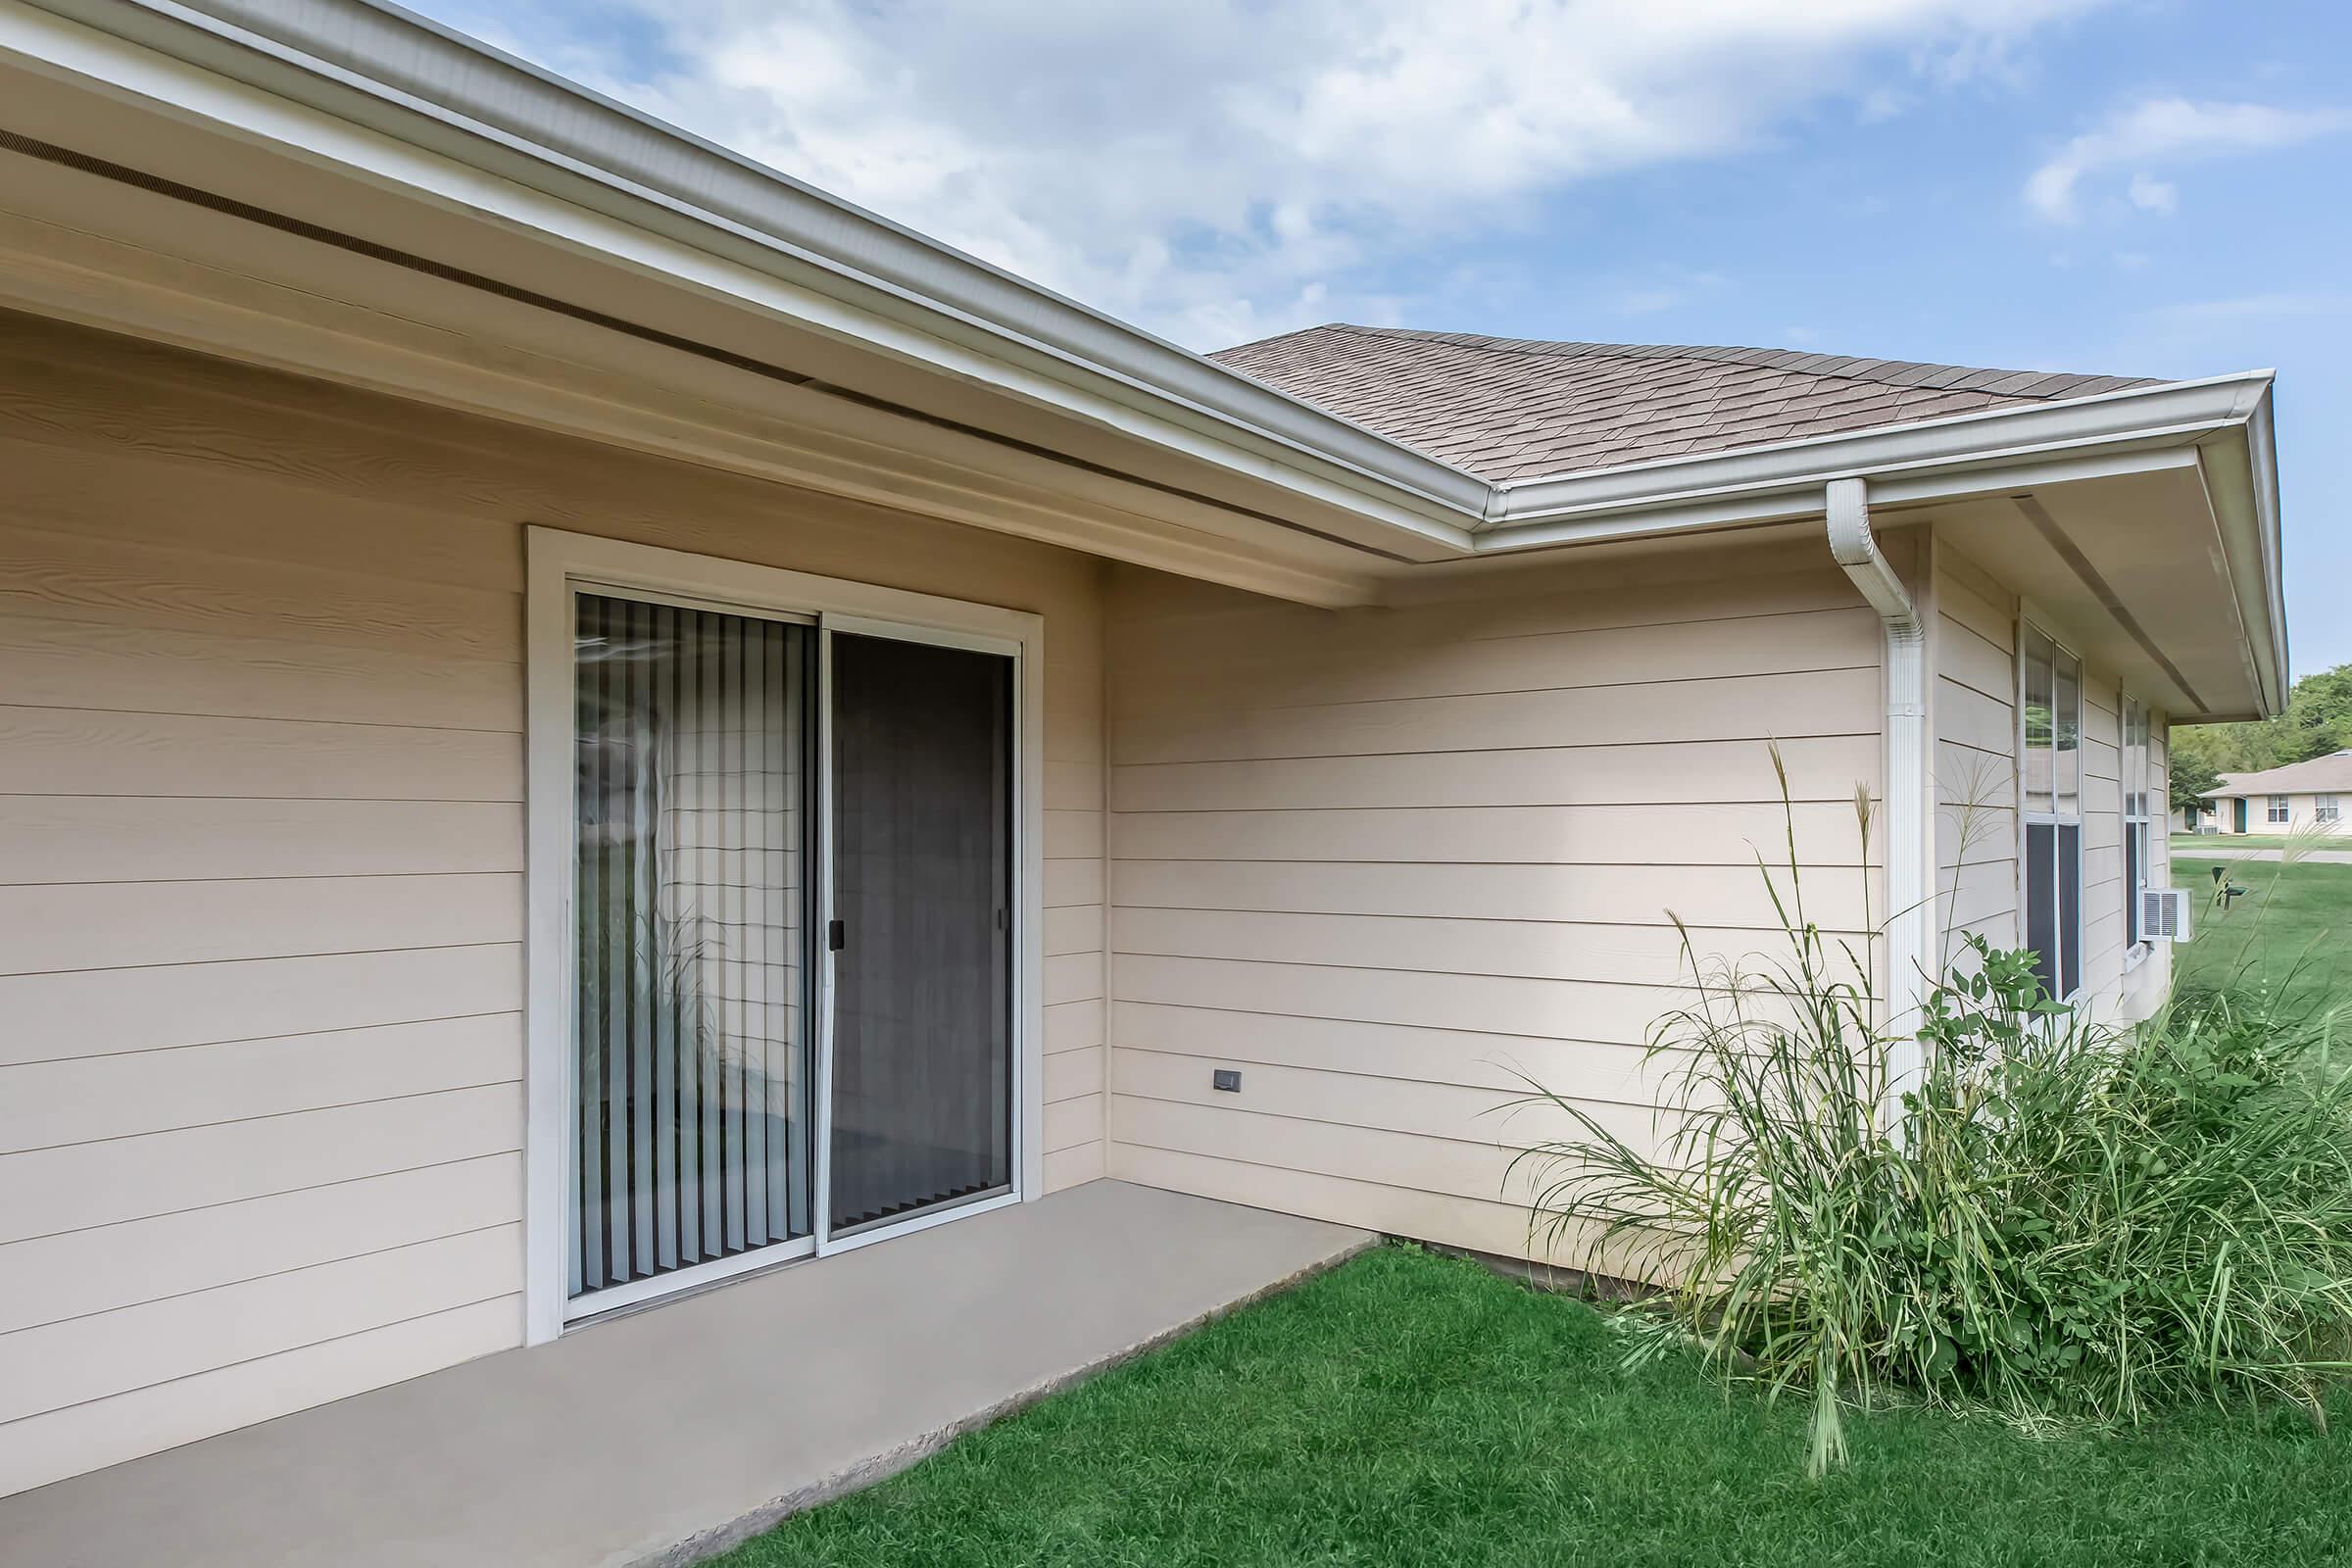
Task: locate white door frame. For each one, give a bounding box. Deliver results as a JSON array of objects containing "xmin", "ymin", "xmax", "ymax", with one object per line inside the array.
[{"xmin": 523, "ymin": 526, "xmax": 1046, "ymax": 1346}]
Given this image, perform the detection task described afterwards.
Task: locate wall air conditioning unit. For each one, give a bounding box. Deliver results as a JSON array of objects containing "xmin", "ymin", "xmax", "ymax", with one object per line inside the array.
[{"xmin": 2143, "ymin": 888, "xmax": 2193, "ymax": 943}]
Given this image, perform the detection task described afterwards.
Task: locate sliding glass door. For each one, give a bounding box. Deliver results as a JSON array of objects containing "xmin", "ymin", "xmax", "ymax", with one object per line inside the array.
[{"xmin": 566, "ymin": 592, "xmax": 1015, "ymax": 1314}]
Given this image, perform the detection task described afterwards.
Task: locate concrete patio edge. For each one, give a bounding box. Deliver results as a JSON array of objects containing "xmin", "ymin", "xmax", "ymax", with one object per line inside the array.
[
  {"xmin": 648, "ymin": 1220, "xmax": 1379, "ymax": 1567},
  {"xmin": 0, "ymin": 1182, "xmax": 1376, "ymax": 1568}
]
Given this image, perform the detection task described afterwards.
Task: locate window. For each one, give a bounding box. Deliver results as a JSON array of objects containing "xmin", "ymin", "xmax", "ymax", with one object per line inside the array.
[
  {"xmin": 2320, "ymin": 795, "xmax": 2341, "ymax": 825},
  {"xmin": 2123, "ymin": 694, "xmax": 2151, "ymax": 949},
  {"xmin": 2021, "ymin": 625, "xmax": 2082, "ymax": 1001},
  {"xmin": 2269, "ymin": 796, "xmax": 2292, "ymax": 825}
]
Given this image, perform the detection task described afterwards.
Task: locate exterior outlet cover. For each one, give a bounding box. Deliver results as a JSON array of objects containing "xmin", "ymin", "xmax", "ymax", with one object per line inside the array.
[{"xmin": 1212, "ymin": 1069, "xmax": 1242, "ymax": 1092}]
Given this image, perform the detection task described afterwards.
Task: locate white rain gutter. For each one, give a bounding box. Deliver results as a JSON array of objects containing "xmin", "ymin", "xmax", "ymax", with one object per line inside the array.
[
  {"xmin": 1478, "ymin": 369, "xmax": 2275, "ymax": 551},
  {"xmin": 1825, "ymin": 477, "xmax": 1932, "ymax": 1107}
]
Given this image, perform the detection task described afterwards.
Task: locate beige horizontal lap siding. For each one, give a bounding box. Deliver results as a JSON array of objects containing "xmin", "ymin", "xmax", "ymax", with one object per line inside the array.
[
  {"xmin": 2080, "ymin": 680, "xmax": 2126, "ymax": 1008},
  {"xmin": 1933, "ymin": 544, "xmax": 2020, "ymax": 962},
  {"xmin": 1102, "ymin": 543, "xmax": 1885, "ymax": 1268},
  {"xmin": 0, "ymin": 314, "xmax": 1105, "ymax": 1495},
  {"xmin": 0, "ymin": 436, "xmax": 532, "ymax": 1495},
  {"xmin": 1043, "ymin": 634, "xmax": 1109, "ymax": 1192}
]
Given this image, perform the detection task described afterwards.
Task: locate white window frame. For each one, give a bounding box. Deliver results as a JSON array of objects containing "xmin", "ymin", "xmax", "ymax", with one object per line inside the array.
[
  {"xmin": 2320, "ymin": 794, "xmax": 2342, "ymax": 825},
  {"xmin": 2122, "ymin": 691, "xmax": 2151, "ymax": 955},
  {"xmin": 2268, "ymin": 796, "xmax": 2292, "ymax": 825},
  {"xmin": 522, "ymin": 526, "xmax": 1047, "ymax": 1346},
  {"xmin": 2017, "ymin": 616, "xmax": 2085, "ymax": 1004}
]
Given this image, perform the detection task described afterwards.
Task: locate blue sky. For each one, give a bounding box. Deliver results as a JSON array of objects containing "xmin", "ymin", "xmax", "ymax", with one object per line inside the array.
[{"xmin": 415, "ymin": 0, "xmax": 2348, "ymax": 677}]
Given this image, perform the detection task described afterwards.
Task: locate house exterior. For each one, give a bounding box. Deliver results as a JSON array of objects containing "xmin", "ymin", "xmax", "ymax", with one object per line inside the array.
[
  {"xmin": 0, "ymin": 0, "xmax": 2288, "ymax": 1508},
  {"xmin": 2196, "ymin": 754, "xmax": 2352, "ymax": 835}
]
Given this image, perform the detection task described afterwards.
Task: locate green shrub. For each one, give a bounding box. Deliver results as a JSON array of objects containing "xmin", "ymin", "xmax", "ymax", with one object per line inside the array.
[{"xmin": 1516, "ymin": 760, "xmax": 2352, "ymax": 1475}]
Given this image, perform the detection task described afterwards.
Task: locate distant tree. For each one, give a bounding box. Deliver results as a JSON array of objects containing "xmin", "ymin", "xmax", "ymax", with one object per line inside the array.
[
  {"xmin": 2169, "ymin": 748, "xmax": 2223, "ymax": 818},
  {"xmin": 2281, "ymin": 663, "xmax": 2352, "ymax": 761},
  {"xmin": 2179, "ymin": 717, "xmax": 2286, "ymax": 773},
  {"xmin": 2171, "ymin": 661, "xmax": 2352, "ymax": 775}
]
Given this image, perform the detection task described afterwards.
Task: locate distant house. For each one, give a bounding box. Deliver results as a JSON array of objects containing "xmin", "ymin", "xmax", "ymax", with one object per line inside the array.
[{"xmin": 2197, "ymin": 753, "xmax": 2352, "ymax": 835}]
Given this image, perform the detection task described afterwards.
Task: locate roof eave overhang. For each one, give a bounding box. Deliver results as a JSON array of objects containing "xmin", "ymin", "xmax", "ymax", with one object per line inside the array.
[
  {"xmin": 0, "ymin": 0, "xmax": 2291, "ymax": 705},
  {"xmin": 2, "ymin": 0, "xmax": 1491, "ymax": 538}
]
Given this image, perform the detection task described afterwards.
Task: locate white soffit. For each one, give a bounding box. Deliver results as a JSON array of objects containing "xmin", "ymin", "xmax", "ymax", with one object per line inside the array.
[{"xmin": 1921, "ymin": 459, "xmax": 2277, "ymax": 722}]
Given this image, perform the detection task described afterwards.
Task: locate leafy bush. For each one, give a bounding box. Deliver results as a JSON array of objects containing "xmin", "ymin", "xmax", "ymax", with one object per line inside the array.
[{"xmin": 1515, "ymin": 760, "xmax": 2352, "ymax": 1475}]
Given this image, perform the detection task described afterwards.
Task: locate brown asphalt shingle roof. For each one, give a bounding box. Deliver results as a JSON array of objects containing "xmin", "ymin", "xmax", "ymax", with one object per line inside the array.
[{"xmin": 1208, "ymin": 323, "xmax": 2161, "ymax": 483}]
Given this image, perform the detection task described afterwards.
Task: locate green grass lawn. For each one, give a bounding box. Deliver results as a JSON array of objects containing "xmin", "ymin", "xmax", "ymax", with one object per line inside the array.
[
  {"xmin": 2171, "ymin": 834, "xmax": 2352, "ymax": 853},
  {"xmin": 2174, "ymin": 855, "xmax": 2352, "ymax": 1002},
  {"xmin": 715, "ymin": 1246, "xmax": 2351, "ymax": 1568}
]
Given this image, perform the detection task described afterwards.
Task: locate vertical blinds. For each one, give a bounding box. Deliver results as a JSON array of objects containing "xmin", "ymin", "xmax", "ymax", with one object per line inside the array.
[{"xmin": 571, "ymin": 593, "xmax": 813, "ymax": 1298}]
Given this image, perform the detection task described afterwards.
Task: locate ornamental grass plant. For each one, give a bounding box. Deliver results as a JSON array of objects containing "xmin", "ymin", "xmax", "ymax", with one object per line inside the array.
[{"xmin": 1515, "ymin": 748, "xmax": 2352, "ymax": 1474}]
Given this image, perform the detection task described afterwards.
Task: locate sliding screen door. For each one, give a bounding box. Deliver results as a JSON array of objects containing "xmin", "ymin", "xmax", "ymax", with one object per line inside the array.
[
  {"xmin": 570, "ymin": 594, "xmax": 814, "ymax": 1300},
  {"xmin": 826, "ymin": 632, "xmax": 1014, "ymax": 1235}
]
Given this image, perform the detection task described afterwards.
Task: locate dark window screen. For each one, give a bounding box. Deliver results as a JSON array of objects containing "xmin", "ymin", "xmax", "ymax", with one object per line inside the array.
[
  {"xmin": 2058, "ymin": 823, "xmax": 2082, "ymax": 999},
  {"xmin": 827, "ymin": 632, "xmax": 1013, "ymax": 1234},
  {"xmin": 2026, "ymin": 821, "xmax": 2058, "ymax": 1000},
  {"xmin": 2125, "ymin": 824, "xmax": 2141, "ymax": 947}
]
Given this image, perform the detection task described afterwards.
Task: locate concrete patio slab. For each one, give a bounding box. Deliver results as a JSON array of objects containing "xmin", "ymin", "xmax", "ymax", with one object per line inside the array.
[{"xmin": 0, "ymin": 1181, "xmax": 1372, "ymax": 1567}]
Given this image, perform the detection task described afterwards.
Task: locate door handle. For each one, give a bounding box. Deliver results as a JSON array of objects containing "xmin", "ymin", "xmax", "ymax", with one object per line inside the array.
[{"xmin": 827, "ymin": 918, "xmax": 846, "ymax": 953}]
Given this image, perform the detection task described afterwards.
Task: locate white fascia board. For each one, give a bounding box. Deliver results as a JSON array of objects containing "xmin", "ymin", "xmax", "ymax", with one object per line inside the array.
[
  {"xmin": 5, "ymin": 0, "xmax": 1488, "ymax": 548},
  {"xmin": 1473, "ymin": 442, "xmax": 2216, "ymax": 555},
  {"xmin": 2194, "ymin": 383, "xmax": 2289, "ymax": 715},
  {"xmin": 2246, "ymin": 388, "xmax": 2287, "ymax": 706},
  {"xmin": 1479, "ymin": 370, "xmax": 2274, "ymax": 549}
]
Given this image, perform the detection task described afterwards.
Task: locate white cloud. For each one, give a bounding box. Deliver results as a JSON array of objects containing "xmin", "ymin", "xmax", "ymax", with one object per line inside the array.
[
  {"xmin": 2126, "ymin": 172, "xmax": 2178, "ymax": 215},
  {"xmin": 2139, "ymin": 291, "xmax": 2344, "ymax": 329},
  {"xmin": 1611, "ymin": 265, "xmax": 1729, "ymax": 317},
  {"xmin": 1857, "ymin": 86, "xmax": 1912, "ymax": 123},
  {"xmin": 2027, "ymin": 98, "xmax": 2348, "ymax": 222},
  {"xmin": 2128, "ymin": 290, "xmax": 2344, "ymax": 363},
  {"xmin": 438, "ymin": 0, "xmax": 2105, "ymax": 348}
]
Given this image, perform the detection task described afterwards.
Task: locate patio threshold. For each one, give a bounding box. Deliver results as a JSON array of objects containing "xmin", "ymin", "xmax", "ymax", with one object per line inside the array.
[{"xmin": 0, "ymin": 1181, "xmax": 1372, "ymax": 1567}]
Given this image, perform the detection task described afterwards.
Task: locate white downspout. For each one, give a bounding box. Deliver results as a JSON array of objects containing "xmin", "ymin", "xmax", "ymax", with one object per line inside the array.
[{"xmin": 1825, "ymin": 476, "xmax": 1930, "ymax": 1108}]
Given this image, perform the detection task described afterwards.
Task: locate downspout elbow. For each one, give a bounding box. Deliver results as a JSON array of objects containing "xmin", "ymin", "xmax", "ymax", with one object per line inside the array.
[{"xmin": 1826, "ymin": 475, "xmax": 1920, "ymax": 643}]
